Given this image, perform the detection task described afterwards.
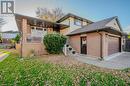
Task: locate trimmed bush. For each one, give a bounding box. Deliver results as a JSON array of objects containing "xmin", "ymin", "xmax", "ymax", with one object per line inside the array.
[{"xmin": 43, "ymin": 33, "xmax": 67, "ymax": 54}]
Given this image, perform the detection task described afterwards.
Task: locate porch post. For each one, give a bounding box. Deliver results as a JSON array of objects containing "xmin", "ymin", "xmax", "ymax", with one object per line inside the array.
[
  {"xmin": 22, "ymin": 18, "xmax": 28, "ymax": 43},
  {"xmin": 21, "ymin": 18, "xmax": 28, "ymax": 57}
]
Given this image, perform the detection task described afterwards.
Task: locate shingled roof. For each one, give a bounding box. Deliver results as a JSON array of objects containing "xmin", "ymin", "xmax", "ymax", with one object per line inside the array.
[
  {"xmin": 57, "ymin": 13, "xmax": 93, "ymax": 24},
  {"xmin": 67, "ymin": 16, "xmax": 122, "ymax": 36}
]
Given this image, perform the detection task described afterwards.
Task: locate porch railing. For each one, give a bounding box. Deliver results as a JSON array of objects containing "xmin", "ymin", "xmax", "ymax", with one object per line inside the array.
[{"xmin": 26, "ymin": 35, "xmax": 43, "ymax": 43}]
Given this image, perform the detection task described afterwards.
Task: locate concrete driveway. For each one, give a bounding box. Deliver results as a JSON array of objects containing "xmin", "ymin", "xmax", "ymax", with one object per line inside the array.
[{"xmin": 72, "ymin": 52, "xmax": 130, "ymax": 69}]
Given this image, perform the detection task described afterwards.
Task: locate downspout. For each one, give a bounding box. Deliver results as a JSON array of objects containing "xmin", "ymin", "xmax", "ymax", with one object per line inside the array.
[
  {"xmin": 21, "ymin": 31, "xmax": 23, "ymax": 58},
  {"xmin": 97, "ymin": 31, "xmax": 103, "ymax": 60}
]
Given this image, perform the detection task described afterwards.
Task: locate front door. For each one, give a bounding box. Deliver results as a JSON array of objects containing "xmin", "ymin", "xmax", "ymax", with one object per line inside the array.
[{"xmin": 81, "ymin": 36, "xmax": 87, "ymax": 54}]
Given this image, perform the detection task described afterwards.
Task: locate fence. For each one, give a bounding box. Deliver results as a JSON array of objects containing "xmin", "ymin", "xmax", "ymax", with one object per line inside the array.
[{"xmin": 125, "ymin": 39, "xmax": 130, "ymax": 52}]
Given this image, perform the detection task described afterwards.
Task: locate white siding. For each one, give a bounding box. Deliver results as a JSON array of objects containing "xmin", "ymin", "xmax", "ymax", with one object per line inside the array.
[
  {"xmin": 60, "ymin": 17, "xmax": 89, "ymax": 35},
  {"xmin": 106, "ymin": 19, "xmax": 121, "ymax": 31}
]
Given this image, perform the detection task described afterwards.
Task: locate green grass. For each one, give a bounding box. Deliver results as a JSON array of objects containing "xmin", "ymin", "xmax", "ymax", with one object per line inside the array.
[
  {"xmin": 0, "ymin": 53, "xmax": 128, "ymax": 86},
  {"xmin": 0, "ymin": 49, "xmax": 10, "ymax": 54}
]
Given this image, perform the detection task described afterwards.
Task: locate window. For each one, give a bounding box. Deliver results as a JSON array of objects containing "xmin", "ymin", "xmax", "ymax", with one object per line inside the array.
[{"xmin": 74, "ymin": 19, "xmax": 82, "ymax": 26}]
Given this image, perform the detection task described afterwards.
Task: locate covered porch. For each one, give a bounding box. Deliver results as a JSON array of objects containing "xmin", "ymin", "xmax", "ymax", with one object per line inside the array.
[{"xmin": 15, "ymin": 14, "xmax": 68, "ymax": 57}]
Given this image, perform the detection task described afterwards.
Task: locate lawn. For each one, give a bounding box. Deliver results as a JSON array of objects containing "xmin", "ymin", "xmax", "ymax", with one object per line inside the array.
[{"xmin": 0, "ymin": 51, "xmax": 130, "ymax": 86}]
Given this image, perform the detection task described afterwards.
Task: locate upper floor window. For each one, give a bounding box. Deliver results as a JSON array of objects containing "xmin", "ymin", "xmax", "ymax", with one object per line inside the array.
[{"xmin": 74, "ymin": 19, "xmax": 82, "ymax": 26}]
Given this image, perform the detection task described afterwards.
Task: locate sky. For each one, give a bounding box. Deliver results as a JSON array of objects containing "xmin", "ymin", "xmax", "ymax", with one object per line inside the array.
[{"xmin": 0, "ymin": 0, "xmax": 130, "ymax": 32}]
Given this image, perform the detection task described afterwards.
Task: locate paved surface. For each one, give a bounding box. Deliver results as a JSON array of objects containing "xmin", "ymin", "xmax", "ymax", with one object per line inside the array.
[
  {"xmin": 72, "ymin": 52, "xmax": 130, "ymax": 69},
  {"xmin": 0, "ymin": 52, "xmax": 9, "ymax": 62}
]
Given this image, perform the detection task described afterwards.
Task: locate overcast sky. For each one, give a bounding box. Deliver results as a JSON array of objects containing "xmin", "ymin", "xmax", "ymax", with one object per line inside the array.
[{"xmin": 0, "ymin": 0, "xmax": 130, "ymax": 32}]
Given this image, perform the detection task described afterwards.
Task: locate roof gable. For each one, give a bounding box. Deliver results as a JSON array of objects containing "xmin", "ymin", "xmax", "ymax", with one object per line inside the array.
[
  {"xmin": 57, "ymin": 13, "xmax": 93, "ymax": 24},
  {"xmin": 105, "ymin": 17, "xmax": 122, "ymax": 31}
]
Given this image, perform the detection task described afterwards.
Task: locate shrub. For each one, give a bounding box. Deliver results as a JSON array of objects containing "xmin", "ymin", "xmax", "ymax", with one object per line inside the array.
[
  {"xmin": 128, "ymin": 33, "xmax": 130, "ymax": 39},
  {"xmin": 43, "ymin": 33, "xmax": 67, "ymax": 54},
  {"xmin": 13, "ymin": 34, "xmax": 21, "ymax": 43}
]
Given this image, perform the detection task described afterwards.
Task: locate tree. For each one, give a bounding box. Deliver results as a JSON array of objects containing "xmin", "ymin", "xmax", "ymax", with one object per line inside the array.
[
  {"xmin": 36, "ymin": 8, "xmax": 65, "ymax": 22},
  {"xmin": 128, "ymin": 33, "xmax": 130, "ymax": 39},
  {"xmin": 13, "ymin": 34, "xmax": 21, "ymax": 43}
]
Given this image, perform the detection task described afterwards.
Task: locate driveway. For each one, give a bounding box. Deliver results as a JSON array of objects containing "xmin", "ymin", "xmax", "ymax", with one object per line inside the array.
[{"xmin": 72, "ymin": 52, "xmax": 130, "ymax": 69}]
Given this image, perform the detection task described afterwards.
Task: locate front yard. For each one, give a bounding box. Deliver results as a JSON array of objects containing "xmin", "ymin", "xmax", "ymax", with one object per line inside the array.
[{"xmin": 0, "ymin": 51, "xmax": 130, "ymax": 86}]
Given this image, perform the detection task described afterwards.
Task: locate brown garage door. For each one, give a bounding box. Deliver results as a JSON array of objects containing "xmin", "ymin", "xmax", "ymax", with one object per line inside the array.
[{"xmin": 108, "ymin": 36, "xmax": 120, "ymax": 55}]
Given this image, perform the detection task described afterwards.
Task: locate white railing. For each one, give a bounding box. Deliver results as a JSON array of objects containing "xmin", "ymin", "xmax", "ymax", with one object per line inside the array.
[
  {"xmin": 63, "ymin": 44, "xmax": 77, "ymax": 56},
  {"xmin": 26, "ymin": 35, "xmax": 42, "ymax": 43},
  {"xmin": 63, "ymin": 44, "xmax": 67, "ymax": 56}
]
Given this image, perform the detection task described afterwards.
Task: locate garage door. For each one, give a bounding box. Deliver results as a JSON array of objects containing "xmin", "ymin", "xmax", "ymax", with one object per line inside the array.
[{"xmin": 108, "ymin": 36, "xmax": 120, "ymax": 55}]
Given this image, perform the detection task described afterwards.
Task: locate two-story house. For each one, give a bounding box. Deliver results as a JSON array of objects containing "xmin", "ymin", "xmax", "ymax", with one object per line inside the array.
[{"xmin": 15, "ymin": 13, "xmax": 124, "ymax": 59}]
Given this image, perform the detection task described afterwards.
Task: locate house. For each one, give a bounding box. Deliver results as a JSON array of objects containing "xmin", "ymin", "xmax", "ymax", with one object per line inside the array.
[
  {"xmin": 0, "ymin": 30, "xmax": 19, "ymax": 44},
  {"xmin": 14, "ymin": 13, "xmax": 124, "ymax": 59}
]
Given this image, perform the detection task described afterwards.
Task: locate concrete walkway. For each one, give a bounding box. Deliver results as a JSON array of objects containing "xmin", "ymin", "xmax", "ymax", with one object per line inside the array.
[
  {"xmin": 72, "ymin": 52, "xmax": 130, "ymax": 69},
  {"xmin": 0, "ymin": 52, "xmax": 9, "ymax": 62}
]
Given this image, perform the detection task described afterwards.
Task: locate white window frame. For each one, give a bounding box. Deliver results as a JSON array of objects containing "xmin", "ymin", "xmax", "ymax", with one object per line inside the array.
[{"xmin": 74, "ymin": 19, "xmax": 82, "ymax": 26}]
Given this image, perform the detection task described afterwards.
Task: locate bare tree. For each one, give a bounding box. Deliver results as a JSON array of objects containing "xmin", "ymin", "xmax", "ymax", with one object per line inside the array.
[{"xmin": 36, "ymin": 8, "xmax": 65, "ymax": 22}]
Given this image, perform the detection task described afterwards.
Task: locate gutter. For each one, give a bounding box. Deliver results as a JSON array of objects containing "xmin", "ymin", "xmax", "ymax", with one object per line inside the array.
[{"xmin": 97, "ymin": 31, "xmax": 103, "ymax": 60}]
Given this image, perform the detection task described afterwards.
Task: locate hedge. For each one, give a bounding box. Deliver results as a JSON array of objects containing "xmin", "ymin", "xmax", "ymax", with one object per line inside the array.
[{"xmin": 43, "ymin": 33, "xmax": 67, "ymax": 54}]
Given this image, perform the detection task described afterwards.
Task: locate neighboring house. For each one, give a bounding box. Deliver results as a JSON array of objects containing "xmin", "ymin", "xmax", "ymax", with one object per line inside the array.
[
  {"xmin": 1, "ymin": 31, "xmax": 19, "ymax": 44},
  {"xmin": 14, "ymin": 13, "xmax": 124, "ymax": 59}
]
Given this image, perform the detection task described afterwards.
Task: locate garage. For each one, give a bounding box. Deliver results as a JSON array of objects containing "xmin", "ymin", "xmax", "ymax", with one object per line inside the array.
[{"xmin": 108, "ymin": 36, "xmax": 121, "ymax": 55}]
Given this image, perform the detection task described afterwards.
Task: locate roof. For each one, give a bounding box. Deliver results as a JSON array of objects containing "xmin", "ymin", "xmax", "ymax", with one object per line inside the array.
[
  {"xmin": 14, "ymin": 13, "xmax": 69, "ymax": 29},
  {"xmin": 57, "ymin": 13, "xmax": 93, "ymax": 23},
  {"xmin": 2, "ymin": 30, "xmax": 19, "ymax": 33},
  {"xmin": 67, "ymin": 16, "xmax": 123, "ymax": 36}
]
